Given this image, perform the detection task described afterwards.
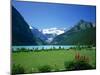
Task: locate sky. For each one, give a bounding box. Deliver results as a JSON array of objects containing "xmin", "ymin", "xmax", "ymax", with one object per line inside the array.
[{"xmin": 12, "ymin": 0, "xmax": 96, "ymax": 30}]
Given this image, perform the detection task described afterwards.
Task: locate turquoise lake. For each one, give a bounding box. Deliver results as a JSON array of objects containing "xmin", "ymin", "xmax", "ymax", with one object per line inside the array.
[{"xmin": 12, "ymin": 45, "xmax": 75, "ymax": 50}]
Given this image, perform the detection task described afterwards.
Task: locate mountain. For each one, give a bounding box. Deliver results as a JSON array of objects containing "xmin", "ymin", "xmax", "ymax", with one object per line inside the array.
[
  {"xmin": 30, "ymin": 26, "xmax": 48, "ymax": 42},
  {"xmin": 66, "ymin": 20, "xmax": 93, "ymax": 33},
  {"xmin": 12, "ymin": 6, "xmax": 44, "ymax": 45},
  {"xmin": 51, "ymin": 20, "xmax": 96, "ymax": 45},
  {"xmin": 41, "ymin": 28, "xmax": 65, "ymax": 43},
  {"xmin": 45, "ymin": 33, "xmax": 57, "ymax": 43}
]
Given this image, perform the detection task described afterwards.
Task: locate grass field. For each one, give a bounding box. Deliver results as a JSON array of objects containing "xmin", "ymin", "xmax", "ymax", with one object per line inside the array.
[{"xmin": 12, "ymin": 48, "xmax": 96, "ymax": 73}]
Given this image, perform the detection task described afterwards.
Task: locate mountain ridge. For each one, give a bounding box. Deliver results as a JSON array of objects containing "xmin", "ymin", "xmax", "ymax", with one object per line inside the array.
[
  {"xmin": 12, "ymin": 6, "xmax": 44, "ymax": 45},
  {"xmin": 51, "ymin": 20, "xmax": 96, "ymax": 45}
]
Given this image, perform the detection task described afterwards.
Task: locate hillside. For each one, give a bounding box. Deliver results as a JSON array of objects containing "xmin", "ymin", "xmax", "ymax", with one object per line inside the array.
[
  {"xmin": 51, "ymin": 20, "xmax": 96, "ymax": 45},
  {"xmin": 12, "ymin": 6, "xmax": 44, "ymax": 45},
  {"xmin": 30, "ymin": 27, "xmax": 48, "ymax": 42}
]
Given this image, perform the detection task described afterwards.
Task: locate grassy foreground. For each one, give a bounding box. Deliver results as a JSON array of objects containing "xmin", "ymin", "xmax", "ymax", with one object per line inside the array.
[{"xmin": 12, "ymin": 48, "xmax": 96, "ymax": 73}]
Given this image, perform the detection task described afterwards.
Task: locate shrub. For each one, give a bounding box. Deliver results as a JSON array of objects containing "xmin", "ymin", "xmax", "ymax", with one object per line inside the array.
[
  {"xmin": 64, "ymin": 53, "xmax": 93, "ymax": 71},
  {"xmin": 75, "ymin": 53, "xmax": 89, "ymax": 62},
  {"xmin": 64, "ymin": 59, "xmax": 93, "ymax": 71},
  {"xmin": 12, "ymin": 64, "xmax": 25, "ymax": 75},
  {"xmin": 38, "ymin": 65, "xmax": 51, "ymax": 72},
  {"xmin": 64, "ymin": 60, "xmax": 93, "ymax": 71},
  {"xmin": 64, "ymin": 61, "xmax": 75, "ymax": 71}
]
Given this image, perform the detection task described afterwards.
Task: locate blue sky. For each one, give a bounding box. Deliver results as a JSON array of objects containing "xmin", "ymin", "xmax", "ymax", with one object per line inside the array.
[{"xmin": 12, "ymin": 0, "xmax": 96, "ymax": 30}]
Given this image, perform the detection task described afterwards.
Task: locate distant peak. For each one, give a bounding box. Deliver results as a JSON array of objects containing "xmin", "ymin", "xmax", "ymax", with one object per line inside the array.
[
  {"xmin": 29, "ymin": 25, "xmax": 37, "ymax": 30},
  {"xmin": 80, "ymin": 19, "xmax": 85, "ymax": 23},
  {"xmin": 41, "ymin": 28, "xmax": 65, "ymax": 35},
  {"xmin": 29, "ymin": 26, "xmax": 33, "ymax": 29}
]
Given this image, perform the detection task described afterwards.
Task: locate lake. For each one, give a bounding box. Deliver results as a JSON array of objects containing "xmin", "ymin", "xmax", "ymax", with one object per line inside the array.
[{"xmin": 12, "ymin": 45, "xmax": 75, "ymax": 50}]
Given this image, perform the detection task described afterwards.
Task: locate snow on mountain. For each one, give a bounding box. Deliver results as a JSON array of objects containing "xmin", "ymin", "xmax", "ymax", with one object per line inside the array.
[
  {"xmin": 29, "ymin": 26, "xmax": 66, "ymax": 43},
  {"xmin": 41, "ymin": 28, "xmax": 65, "ymax": 35},
  {"xmin": 29, "ymin": 26, "xmax": 48, "ymax": 42},
  {"xmin": 40, "ymin": 28, "xmax": 65, "ymax": 42}
]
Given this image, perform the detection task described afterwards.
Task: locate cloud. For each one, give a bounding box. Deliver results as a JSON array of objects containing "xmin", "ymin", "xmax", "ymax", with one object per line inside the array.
[{"xmin": 42, "ymin": 28, "xmax": 65, "ymax": 35}]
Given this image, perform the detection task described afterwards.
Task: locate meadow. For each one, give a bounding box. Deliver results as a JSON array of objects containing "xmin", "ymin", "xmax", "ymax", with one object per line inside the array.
[{"xmin": 12, "ymin": 47, "xmax": 96, "ymax": 74}]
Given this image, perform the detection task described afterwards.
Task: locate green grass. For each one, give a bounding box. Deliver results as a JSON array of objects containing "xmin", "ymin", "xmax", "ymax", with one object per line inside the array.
[{"xmin": 12, "ymin": 49, "xmax": 96, "ymax": 73}]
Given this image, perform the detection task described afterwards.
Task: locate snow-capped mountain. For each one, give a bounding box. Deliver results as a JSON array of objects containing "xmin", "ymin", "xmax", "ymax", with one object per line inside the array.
[
  {"xmin": 41, "ymin": 28, "xmax": 65, "ymax": 35},
  {"xmin": 29, "ymin": 26, "xmax": 48, "ymax": 42},
  {"xmin": 40, "ymin": 28, "xmax": 66, "ymax": 42},
  {"xmin": 30, "ymin": 26, "xmax": 66, "ymax": 43}
]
